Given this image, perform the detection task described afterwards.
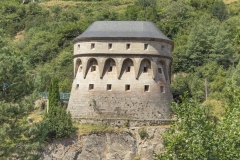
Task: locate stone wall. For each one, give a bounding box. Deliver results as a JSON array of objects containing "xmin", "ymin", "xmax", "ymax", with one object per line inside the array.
[
  {"xmin": 73, "ymin": 118, "xmax": 175, "ymax": 127},
  {"xmin": 68, "ymin": 39, "xmax": 173, "ymax": 120}
]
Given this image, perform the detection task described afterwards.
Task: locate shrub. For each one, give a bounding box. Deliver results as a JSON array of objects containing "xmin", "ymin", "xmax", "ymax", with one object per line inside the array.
[{"xmin": 138, "ymin": 127, "xmax": 148, "ymax": 139}]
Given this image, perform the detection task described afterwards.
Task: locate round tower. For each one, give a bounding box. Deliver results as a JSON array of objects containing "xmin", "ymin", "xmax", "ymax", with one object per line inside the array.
[{"xmin": 67, "ymin": 21, "xmax": 174, "ymax": 120}]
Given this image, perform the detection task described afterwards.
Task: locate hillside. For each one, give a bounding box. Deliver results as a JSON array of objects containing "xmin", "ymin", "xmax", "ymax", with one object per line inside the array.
[{"xmin": 1, "ymin": 0, "xmax": 240, "ymax": 159}]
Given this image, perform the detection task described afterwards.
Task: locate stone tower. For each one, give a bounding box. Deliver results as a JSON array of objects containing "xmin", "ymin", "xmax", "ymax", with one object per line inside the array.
[{"xmin": 67, "ymin": 21, "xmax": 174, "ymax": 120}]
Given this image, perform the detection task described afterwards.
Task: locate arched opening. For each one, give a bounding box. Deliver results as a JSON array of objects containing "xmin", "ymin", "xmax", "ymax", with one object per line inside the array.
[
  {"xmin": 75, "ymin": 58, "xmax": 82, "ymax": 77},
  {"xmin": 119, "ymin": 58, "xmax": 134, "ymax": 79},
  {"xmin": 158, "ymin": 60, "xmax": 167, "ymax": 81},
  {"xmin": 87, "ymin": 58, "xmax": 98, "ymax": 73},
  {"xmin": 102, "ymin": 58, "xmax": 116, "ymax": 78},
  {"xmin": 138, "ymin": 59, "xmax": 151, "ymax": 78}
]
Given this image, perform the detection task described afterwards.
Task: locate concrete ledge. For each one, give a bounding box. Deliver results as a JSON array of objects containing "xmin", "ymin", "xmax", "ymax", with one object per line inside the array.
[{"xmin": 73, "ymin": 117, "xmax": 175, "ymax": 127}]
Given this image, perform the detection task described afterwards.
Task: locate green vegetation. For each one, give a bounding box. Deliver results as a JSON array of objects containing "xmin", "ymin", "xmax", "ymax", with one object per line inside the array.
[
  {"xmin": 43, "ymin": 78, "xmax": 73, "ymax": 139},
  {"xmin": 138, "ymin": 127, "xmax": 148, "ymax": 139},
  {"xmin": 0, "ymin": 0, "xmax": 240, "ymax": 159},
  {"xmin": 74, "ymin": 123, "xmax": 122, "ymax": 136}
]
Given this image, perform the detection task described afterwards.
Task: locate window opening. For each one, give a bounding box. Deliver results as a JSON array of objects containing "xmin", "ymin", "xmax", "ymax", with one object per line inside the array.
[
  {"xmin": 76, "ymin": 84, "xmax": 79, "ymax": 89},
  {"xmin": 126, "ymin": 66, "xmax": 131, "ymax": 72},
  {"xmin": 125, "ymin": 85, "xmax": 130, "ymax": 91},
  {"xmin": 78, "ymin": 44, "xmax": 80, "ymax": 49},
  {"xmin": 91, "ymin": 66, "xmax": 96, "ymax": 72},
  {"xmin": 143, "ymin": 67, "xmax": 148, "ymax": 73},
  {"xmin": 160, "ymin": 86, "xmax": 165, "ymax": 93},
  {"xmin": 158, "ymin": 68, "xmax": 162, "ymax": 74},
  {"xmin": 144, "ymin": 44, "xmax": 148, "ymax": 50},
  {"xmin": 89, "ymin": 84, "xmax": 94, "ymax": 90},
  {"xmin": 108, "ymin": 43, "xmax": 112, "ymax": 50},
  {"xmin": 91, "ymin": 43, "xmax": 95, "ymax": 49},
  {"xmin": 107, "ymin": 84, "xmax": 112, "ymax": 91},
  {"xmin": 144, "ymin": 85, "xmax": 149, "ymax": 92},
  {"xmin": 126, "ymin": 43, "xmax": 130, "ymax": 50},
  {"xmin": 108, "ymin": 66, "xmax": 113, "ymax": 72}
]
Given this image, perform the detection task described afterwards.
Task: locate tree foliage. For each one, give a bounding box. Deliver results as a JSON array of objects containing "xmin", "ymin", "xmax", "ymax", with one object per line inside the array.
[
  {"xmin": 44, "ymin": 78, "xmax": 73, "ymax": 139},
  {"xmin": 155, "ymin": 86, "xmax": 240, "ymax": 159}
]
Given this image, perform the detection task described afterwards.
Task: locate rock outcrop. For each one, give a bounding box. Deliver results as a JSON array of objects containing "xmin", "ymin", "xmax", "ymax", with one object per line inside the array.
[{"xmin": 42, "ymin": 127, "xmax": 167, "ymax": 160}]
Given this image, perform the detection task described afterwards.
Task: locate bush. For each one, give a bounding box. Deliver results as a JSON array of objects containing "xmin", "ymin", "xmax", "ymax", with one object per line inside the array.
[{"xmin": 138, "ymin": 127, "xmax": 148, "ymax": 139}]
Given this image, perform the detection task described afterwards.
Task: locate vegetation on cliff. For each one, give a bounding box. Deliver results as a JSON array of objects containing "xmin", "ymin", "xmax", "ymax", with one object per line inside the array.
[
  {"xmin": 0, "ymin": 0, "xmax": 240, "ymax": 159},
  {"xmin": 43, "ymin": 78, "xmax": 73, "ymax": 139}
]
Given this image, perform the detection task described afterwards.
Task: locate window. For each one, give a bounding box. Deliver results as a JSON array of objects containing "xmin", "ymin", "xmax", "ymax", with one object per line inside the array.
[
  {"xmin": 160, "ymin": 86, "xmax": 165, "ymax": 93},
  {"xmin": 144, "ymin": 85, "xmax": 149, "ymax": 92},
  {"xmin": 126, "ymin": 66, "xmax": 131, "ymax": 72},
  {"xmin": 108, "ymin": 43, "xmax": 112, "ymax": 50},
  {"xmin": 76, "ymin": 84, "xmax": 79, "ymax": 89},
  {"xmin": 91, "ymin": 43, "xmax": 95, "ymax": 49},
  {"xmin": 144, "ymin": 44, "xmax": 148, "ymax": 50},
  {"xmin": 126, "ymin": 43, "xmax": 130, "ymax": 50},
  {"xmin": 107, "ymin": 84, "xmax": 112, "ymax": 91},
  {"xmin": 91, "ymin": 66, "xmax": 96, "ymax": 72},
  {"xmin": 89, "ymin": 84, "xmax": 94, "ymax": 90},
  {"xmin": 125, "ymin": 84, "xmax": 130, "ymax": 91},
  {"xmin": 78, "ymin": 44, "xmax": 80, "ymax": 49},
  {"xmin": 143, "ymin": 67, "xmax": 148, "ymax": 73},
  {"xmin": 158, "ymin": 68, "xmax": 162, "ymax": 74},
  {"xmin": 108, "ymin": 66, "xmax": 113, "ymax": 72}
]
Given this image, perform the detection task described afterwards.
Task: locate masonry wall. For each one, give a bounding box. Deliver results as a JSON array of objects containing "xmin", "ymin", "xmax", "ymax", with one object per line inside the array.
[{"xmin": 67, "ymin": 40, "xmax": 173, "ymax": 120}]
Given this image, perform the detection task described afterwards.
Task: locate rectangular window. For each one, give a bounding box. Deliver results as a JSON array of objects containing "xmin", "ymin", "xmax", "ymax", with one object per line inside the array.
[
  {"xmin": 108, "ymin": 66, "xmax": 113, "ymax": 72},
  {"xmin": 158, "ymin": 68, "xmax": 162, "ymax": 74},
  {"xmin": 78, "ymin": 44, "xmax": 80, "ymax": 49},
  {"xmin": 160, "ymin": 86, "xmax": 165, "ymax": 93},
  {"xmin": 143, "ymin": 67, "xmax": 148, "ymax": 73},
  {"xmin": 126, "ymin": 66, "xmax": 131, "ymax": 72},
  {"xmin": 108, "ymin": 43, "xmax": 112, "ymax": 50},
  {"xmin": 89, "ymin": 84, "xmax": 94, "ymax": 90},
  {"xmin": 91, "ymin": 66, "xmax": 96, "ymax": 72},
  {"xmin": 76, "ymin": 84, "xmax": 79, "ymax": 89},
  {"xmin": 144, "ymin": 85, "xmax": 149, "ymax": 92},
  {"xmin": 91, "ymin": 43, "xmax": 95, "ymax": 49},
  {"xmin": 126, "ymin": 43, "xmax": 130, "ymax": 50},
  {"xmin": 144, "ymin": 44, "xmax": 148, "ymax": 50},
  {"xmin": 107, "ymin": 84, "xmax": 112, "ymax": 91},
  {"xmin": 125, "ymin": 84, "xmax": 130, "ymax": 91}
]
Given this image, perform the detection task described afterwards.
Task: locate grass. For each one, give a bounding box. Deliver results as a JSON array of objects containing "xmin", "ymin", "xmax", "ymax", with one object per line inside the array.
[
  {"xmin": 74, "ymin": 122, "xmax": 123, "ymax": 136},
  {"xmin": 223, "ymin": 0, "xmax": 238, "ymax": 4},
  {"xmin": 28, "ymin": 109, "xmax": 45, "ymax": 123}
]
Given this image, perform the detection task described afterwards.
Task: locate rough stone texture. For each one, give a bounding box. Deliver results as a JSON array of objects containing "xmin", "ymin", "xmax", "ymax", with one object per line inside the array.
[{"xmin": 41, "ymin": 127, "xmax": 167, "ymax": 160}]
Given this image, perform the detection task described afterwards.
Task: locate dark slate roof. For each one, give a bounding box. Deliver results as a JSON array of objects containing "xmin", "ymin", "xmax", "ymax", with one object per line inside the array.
[{"xmin": 74, "ymin": 21, "xmax": 172, "ymax": 42}]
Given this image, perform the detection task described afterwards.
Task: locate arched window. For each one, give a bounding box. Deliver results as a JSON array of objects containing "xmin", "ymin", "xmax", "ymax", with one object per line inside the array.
[
  {"xmin": 158, "ymin": 60, "xmax": 167, "ymax": 81},
  {"xmin": 138, "ymin": 59, "xmax": 151, "ymax": 78},
  {"xmin": 75, "ymin": 59, "xmax": 82, "ymax": 77},
  {"xmin": 88, "ymin": 58, "xmax": 98, "ymax": 73},
  {"xmin": 119, "ymin": 58, "xmax": 134, "ymax": 79},
  {"xmin": 102, "ymin": 58, "xmax": 116, "ymax": 77}
]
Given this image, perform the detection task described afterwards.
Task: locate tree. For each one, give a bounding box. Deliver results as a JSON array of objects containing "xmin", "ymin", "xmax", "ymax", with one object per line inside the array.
[
  {"xmin": 0, "ymin": 32, "xmax": 33, "ymax": 102},
  {"xmin": 134, "ymin": 0, "xmax": 156, "ymax": 7},
  {"xmin": 210, "ymin": 0, "xmax": 228, "ymax": 22},
  {"xmin": 0, "ymin": 95, "xmax": 48, "ymax": 159},
  {"xmin": 155, "ymin": 93, "xmax": 217, "ymax": 159},
  {"xmin": 44, "ymin": 78, "xmax": 73, "ymax": 139}
]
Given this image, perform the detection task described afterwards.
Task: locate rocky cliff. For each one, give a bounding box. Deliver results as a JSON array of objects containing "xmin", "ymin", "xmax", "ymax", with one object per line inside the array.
[{"xmin": 42, "ymin": 126, "xmax": 167, "ymax": 160}]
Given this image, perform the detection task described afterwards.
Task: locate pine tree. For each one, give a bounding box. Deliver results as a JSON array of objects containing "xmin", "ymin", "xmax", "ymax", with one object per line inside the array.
[{"xmin": 44, "ymin": 77, "xmax": 73, "ymax": 139}]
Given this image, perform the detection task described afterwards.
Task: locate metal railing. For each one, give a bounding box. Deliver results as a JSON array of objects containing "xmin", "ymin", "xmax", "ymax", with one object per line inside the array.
[{"xmin": 39, "ymin": 92, "xmax": 70, "ymax": 100}]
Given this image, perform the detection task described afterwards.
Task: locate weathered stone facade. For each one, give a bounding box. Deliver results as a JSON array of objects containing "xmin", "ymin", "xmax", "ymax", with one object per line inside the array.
[{"xmin": 67, "ymin": 21, "xmax": 174, "ymax": 120}]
